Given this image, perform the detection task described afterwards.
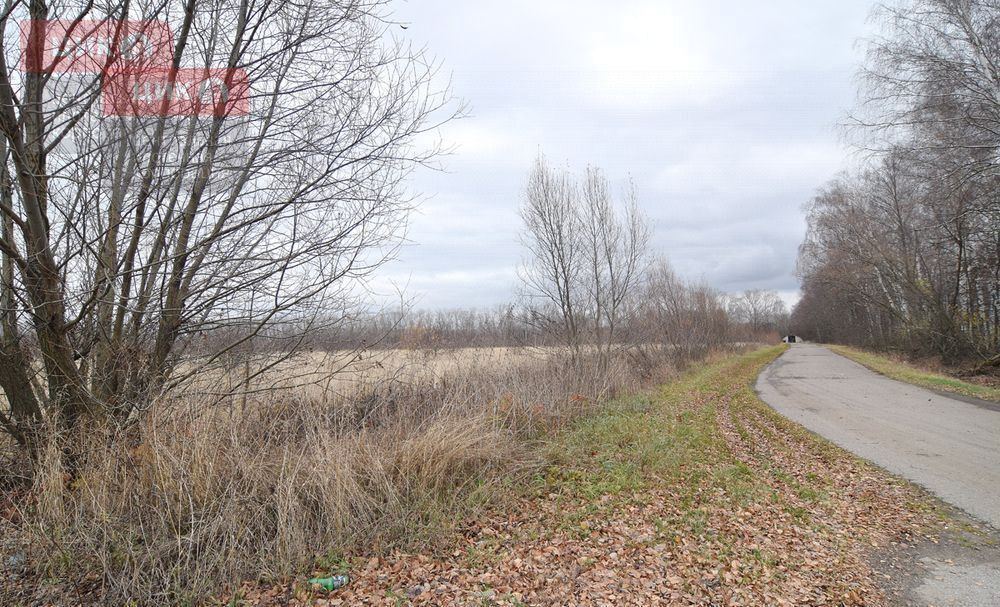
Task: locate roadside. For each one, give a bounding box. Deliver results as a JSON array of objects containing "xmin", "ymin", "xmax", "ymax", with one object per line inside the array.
[
  {"xmin": 757, "ymin": 344, "xmax": 1000, "ymax": 528},
  {"xmin": 876, "ymin": 506, "xmax": 1000, "ymax": 607},
  {"xmin": 757, "ymin": 343, "xmax": 1000, "ymax": 606},
  {"xmin": 828, "ymin": 345, "xmax": 1000, "ymax": 404},
  {"xmin": 215, "ymin": 346, "xmax": 945, "ymax": 606},
  {"xmin": 9, "ymin": 346, "xmax": 985, "ymax": 606}
]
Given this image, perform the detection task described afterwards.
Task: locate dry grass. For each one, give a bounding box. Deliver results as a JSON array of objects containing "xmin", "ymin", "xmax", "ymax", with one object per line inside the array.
[
  {"xmin": 178, "ymin": 345, "xmax": 628, "ymax": 402},
  {"xmin": 217, "ymin": 345, "xmax": 933, "ymax": 606},
  {"xmin": 4, "ymin": 347, "xmax": 668, "ymax": 606}
]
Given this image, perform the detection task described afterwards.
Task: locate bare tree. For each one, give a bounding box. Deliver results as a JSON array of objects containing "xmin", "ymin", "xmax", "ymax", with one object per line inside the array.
[
  {"xmin": 858, "ymin": 0, "xmax": 1000, "ymax": 190},
  {"xmin": 0, "ymin": 0, "xmax": 455, "ymax": 458},
  {"xmin": 518, "ymin": 155, "xmax": 583, "ymax": 357},
  {"xmin": 728, "ymin": 289, "xmax": 787, "ymax": 334},
  {"xmin": 518, "ymin": 155, "xmax": 650, "ymax": 372},
  {"xmin": 796, "ymin": 0, "xmax": 999, "ymax": 364},
  {"xmin": 795, "ymin": 150, "xmax": 998, "ymax": 361},
  {"xmin": 579, "ymin": 166, "xmax": 651, "ymax": 371}
]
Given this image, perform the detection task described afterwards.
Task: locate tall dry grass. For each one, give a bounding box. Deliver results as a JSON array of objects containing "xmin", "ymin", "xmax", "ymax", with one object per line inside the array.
[{"xmin": 9, "ymin": 349, "xmax": 660, "ymax": 605}]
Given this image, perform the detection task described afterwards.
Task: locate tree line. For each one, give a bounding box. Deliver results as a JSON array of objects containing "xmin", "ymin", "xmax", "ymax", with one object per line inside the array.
[
  {"xmin": 298, "ymin": 155, "xmax": 790, "ymax": 362},
  {"xmin": 793, "ymin": 0, "xmax": 1000, "ymax": 365}
]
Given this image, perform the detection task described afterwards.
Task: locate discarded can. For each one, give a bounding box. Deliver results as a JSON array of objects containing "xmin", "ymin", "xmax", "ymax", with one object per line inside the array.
[{"xmin": 307, "ymin": 575, "xmax": 349, "ymax": 591}]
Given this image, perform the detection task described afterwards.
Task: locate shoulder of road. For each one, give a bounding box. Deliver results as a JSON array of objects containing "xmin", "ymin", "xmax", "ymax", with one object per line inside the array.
[{"xmin": 826, "ymin": 344, "xmax": 1000, "ymax": 406}]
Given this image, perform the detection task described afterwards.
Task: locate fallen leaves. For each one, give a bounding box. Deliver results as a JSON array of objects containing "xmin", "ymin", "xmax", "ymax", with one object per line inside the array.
[{"xmin": 206, "ymin": 349, "xmax": 938, "ymax": 607}]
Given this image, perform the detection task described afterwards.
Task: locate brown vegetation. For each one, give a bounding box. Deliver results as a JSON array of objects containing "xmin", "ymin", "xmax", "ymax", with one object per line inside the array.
[
  {"xmin": 0, "ymin": 142, "xmax": 789, "ymax": 606},
  {"xmin": 793, "ymin": 0, "xmax": 1000, "ymax": 365},
  {"xmin": 3, "ymin": 348, "xmax": 662, "ymax": 605},
  {"xmin": 210, "ymin": 348, "xmax": 935, "ymax": 606},
  {"xmin": 0, "ymin": 3, "xmax": 796, "ymax": 604}
]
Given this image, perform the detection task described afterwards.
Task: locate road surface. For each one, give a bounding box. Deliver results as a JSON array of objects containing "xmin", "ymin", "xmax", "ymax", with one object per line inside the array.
[{"xmin": 755, "ymin": 343, "xmax": 1000, "ymax": 529}]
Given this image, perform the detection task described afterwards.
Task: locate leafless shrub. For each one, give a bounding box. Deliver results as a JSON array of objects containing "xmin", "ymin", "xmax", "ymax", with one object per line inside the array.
[{"xmin": 638, "ymin": 258, "xmax": 735, "ymax": 365}]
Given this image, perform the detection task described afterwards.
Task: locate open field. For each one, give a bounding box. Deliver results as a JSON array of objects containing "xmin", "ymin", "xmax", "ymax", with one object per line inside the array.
[
  {"xmin": 1, "ymin": 343, "xmax": 668, "ymax": 606},
  {"xmin": 208, "ymin": 346, "xmax": 949, "ymax": 606},
  {"xmin": 828, "ymin": 345, "xmax": 1000, "ymax": 404},
  {"xmin": 179, "ymin": 346, "xmax": 592, "ymax": 402},
  {"xmin": 4, "ymin": 344, "xmax": 986, "ymax": 606}
]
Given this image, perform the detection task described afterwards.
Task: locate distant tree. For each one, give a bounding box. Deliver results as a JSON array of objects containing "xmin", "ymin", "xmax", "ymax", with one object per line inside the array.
[
  {"xmin": 728, "ymin": 289, "xmax": 786, "ymax": 334},
  {"xmin": 518, "ymin": 155, "xmax": 651, "ymax": 372}
]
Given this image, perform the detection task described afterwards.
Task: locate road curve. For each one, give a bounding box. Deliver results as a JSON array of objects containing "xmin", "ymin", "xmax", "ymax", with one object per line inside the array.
[{"xmin": 755, "ymin": 343, "xmax": 1000, "ymax": 529}]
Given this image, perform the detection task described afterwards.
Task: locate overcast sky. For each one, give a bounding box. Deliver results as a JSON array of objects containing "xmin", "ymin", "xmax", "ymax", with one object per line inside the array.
[{"xmin": 373, "ymin": 0, "xmax": 878, "ymax": 311}]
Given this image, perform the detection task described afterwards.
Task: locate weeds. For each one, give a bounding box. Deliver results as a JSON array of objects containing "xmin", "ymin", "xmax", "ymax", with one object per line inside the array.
[{"xmin": 3, "ymin": 348, "xmax": 673, "ymax": 605}]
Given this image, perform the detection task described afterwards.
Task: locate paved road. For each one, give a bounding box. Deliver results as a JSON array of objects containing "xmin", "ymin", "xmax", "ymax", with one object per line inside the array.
[{"xmin": 755, "ymin": 344, "xmax": 1000, "ymax": 529}]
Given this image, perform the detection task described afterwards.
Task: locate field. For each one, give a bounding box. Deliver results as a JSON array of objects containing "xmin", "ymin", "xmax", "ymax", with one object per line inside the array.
[
  {"xmin": 222, "ymin": 346, "xmax": 943, "ymax": 606},
  {"xmin": 180, "ymin": 346, "xmax": 584, "ymax": 400},
  {"xmin": 1, "ymin": 342, "xmax": 668, "ymax": 605},
  {"xmin": 4, "ymin": 344, "xmax": 949, "ymax": 606}
]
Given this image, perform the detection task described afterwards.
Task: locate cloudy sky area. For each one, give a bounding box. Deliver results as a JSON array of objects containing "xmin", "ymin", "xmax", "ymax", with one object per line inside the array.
[{"xmin": 375, "ymin": 0, "xmax": 878, "ymax": 311}]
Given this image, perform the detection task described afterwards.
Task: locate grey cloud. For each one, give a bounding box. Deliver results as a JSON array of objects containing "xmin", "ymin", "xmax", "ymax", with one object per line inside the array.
[{"xmin": 384, "ymin": 0, "xmax": 876, "ymax": 310}]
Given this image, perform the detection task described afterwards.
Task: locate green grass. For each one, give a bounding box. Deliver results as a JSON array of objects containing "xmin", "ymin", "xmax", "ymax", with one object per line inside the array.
[
  {"xmin": 540, "ymin": 346, "xmax": 795, "ymax": 521},
  {"xmin": 829, "ymin": 345, "xmax": 1000, "ymax": 404},
  {"xmin": 343, "ymin": 345, "xmax": 936, "ymax": 603}
]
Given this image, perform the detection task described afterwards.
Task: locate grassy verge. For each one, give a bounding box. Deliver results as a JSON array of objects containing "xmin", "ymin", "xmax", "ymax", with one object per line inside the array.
[
  {"xmin": 829, "ymin": 344, "xmax": 1000, "ymax": 403},
  {"xmin": 267, "ymin": 346, "xmax": 936, "ymax": 606}
]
